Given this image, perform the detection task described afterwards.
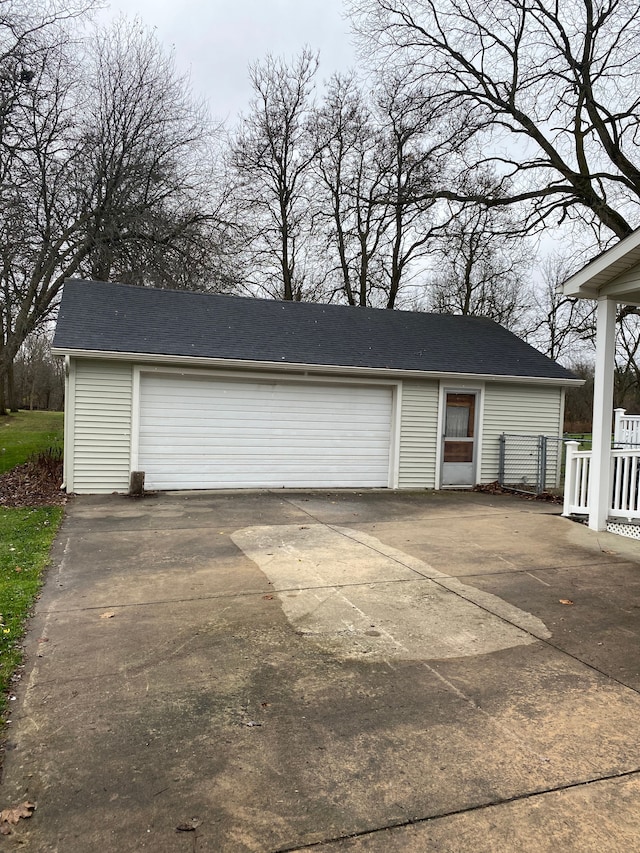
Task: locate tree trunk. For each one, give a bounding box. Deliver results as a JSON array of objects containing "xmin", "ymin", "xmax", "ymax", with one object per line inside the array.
[{"xmin": 7, "ymin": 362, "xmax": 18, "ymax": 412}]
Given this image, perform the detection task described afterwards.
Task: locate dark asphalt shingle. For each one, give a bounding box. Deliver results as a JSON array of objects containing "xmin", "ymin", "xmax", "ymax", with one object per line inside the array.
[{"xmin": 52, "ymin": 279, "xmax": 576, "ymax": 381}]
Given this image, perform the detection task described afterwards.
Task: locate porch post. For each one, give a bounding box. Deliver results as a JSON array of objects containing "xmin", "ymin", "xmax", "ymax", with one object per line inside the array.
[{"xmin": 588, "ymin": 297, "xmax": 617, "ymax": 531}]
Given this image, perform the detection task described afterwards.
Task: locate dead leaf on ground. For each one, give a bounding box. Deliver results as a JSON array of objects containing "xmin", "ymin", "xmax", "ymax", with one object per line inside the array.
[
  {"xmin": 0, "ymin": 801, "xmax": 36, "ymax": 833},
  {"xmin": 0, "ymin": 457, "xmax": 66, "ymax": 507},
  {"xmin": 559, "ymin": 599, "xmax": 574, "ymax": 606},
  {"xmin": 100, "ymin": 611, "xmax": 116, "ymax": 619}
]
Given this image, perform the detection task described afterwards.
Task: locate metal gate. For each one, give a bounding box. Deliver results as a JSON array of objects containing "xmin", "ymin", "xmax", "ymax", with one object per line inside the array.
[{"xmin": 498, "ymin": 434, "xmax": 564, "ymax": 495}]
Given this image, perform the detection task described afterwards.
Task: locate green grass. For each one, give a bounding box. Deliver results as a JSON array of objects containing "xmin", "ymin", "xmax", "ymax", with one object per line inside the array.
[
  {"xmin": 563, "ymin": 432, "xmax": 592, "ymax": 450},
  {"xmin": 0, "ymin": 411, "xmax": 66, "ymax": 720},
  {"xmin": 0, "ymin": 410, "xmax": 64, "ymax": 474},
  {"xmin": 0, "ymin": 506, "xmax": 63, "ymax": 715}
]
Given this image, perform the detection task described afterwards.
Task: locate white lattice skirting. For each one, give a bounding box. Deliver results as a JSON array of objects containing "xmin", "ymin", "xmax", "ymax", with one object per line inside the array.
[{"xmin": 606, "ymin": 520, "xmax": 640, "ymax": 539}]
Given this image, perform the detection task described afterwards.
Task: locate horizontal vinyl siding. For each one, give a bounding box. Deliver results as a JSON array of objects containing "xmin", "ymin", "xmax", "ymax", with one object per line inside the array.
[
  {"xmin": 398, "ymin": 380, "xmax": 439, "ymax": 489},
  {"xmin": 481, "ymin": 383, "xmax": 563, "ymax": 484},
  {"xmin": 72, "ymin": 360, "xmax": 133, "ymax": 493}
]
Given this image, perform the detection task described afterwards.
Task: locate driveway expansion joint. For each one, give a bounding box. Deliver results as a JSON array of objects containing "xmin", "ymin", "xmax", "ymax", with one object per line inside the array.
[
  {"xmin": 272, "ymin": 767, "xmax": 640, "ymax": 853},
  {"xmin": 274, "ymin": 497, "xmax": 640, "ymax": 697}
]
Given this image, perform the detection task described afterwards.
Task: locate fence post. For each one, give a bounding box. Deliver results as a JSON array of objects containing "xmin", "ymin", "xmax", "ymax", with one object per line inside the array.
[
  {"xmin": 562, "ymin": 441, "xmax": 580, "ymax": 517},
  {"xmin": 614, "ymin": 408, "xmax": 626, "ymax": 447},
  {"xmin": 498, "ymin": 434, "xmax": 506, "ymax": 485},
  {"xmin": 537, "ymin": 435, "xmax": 547, "ymax": 493}
]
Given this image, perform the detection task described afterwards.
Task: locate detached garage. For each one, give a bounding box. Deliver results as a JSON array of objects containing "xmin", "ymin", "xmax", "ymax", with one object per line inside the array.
[{"xmin": 52, "ymin": 280, "xmax": 579, "ymax": 494}]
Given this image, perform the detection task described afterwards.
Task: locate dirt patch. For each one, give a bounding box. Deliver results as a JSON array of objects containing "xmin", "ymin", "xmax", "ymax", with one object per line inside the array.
[{"xmin": 0, "ymin": 459, "xmax": 68, "ymax": 508}]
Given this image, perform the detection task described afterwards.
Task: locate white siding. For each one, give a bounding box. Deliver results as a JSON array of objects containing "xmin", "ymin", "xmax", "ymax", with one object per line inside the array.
[
  {"xmin": 398, "ymin": 380, "xmax": 439, "ymax": 489},
  {"xmin": 71, "ymin": 359, "xmax": 133, "ymax": 493},
  {"xmin": 481, "ymin": 383, "xmax": 563, "ymax": 484},
  {"xmin": 65, "ymin": 357, "xmax": 565, "ymax": 494}
]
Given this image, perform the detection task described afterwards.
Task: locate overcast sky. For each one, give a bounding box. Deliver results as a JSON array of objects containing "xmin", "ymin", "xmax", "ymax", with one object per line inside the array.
[{"xmin": 100, "ymin": 0, "xmax": 357, "ymax": 123}]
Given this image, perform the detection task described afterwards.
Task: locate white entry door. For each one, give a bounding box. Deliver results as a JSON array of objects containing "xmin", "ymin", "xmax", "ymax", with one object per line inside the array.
[
  {"xmin": 137, "ymin": 374, "xmax": 394, "ymax": 490},
  {"xmin": 441, "ymin": 391, "xmax": 478, "ymax": 487}
]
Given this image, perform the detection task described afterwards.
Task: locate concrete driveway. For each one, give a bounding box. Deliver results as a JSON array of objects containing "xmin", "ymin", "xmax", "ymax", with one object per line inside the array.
[{"xmin": 3, "ymin": 490, "xmax": 640, "ymax": 851}]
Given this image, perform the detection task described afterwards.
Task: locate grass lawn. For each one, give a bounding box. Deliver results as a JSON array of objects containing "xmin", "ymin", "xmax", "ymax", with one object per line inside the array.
[
  {"xmin": 563, "ymin": 432, "xmax": 592, "ymax": 450},
  {"xmin": 0, "ymin": 507, "xmax": 63, "ymax": 715},
  {"xmin": 0, "ymin": 410, "xmax": 66, "ymax": 720},
  {"xmin": 0, "ymin": 410, "xmax": 64, "ymax": 474}
]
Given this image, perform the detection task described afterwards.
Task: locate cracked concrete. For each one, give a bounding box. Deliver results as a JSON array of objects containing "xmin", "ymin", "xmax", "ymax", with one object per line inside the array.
[{"xmin": 2, "ymin": 489, "xmax": 640, "ymax": 851}]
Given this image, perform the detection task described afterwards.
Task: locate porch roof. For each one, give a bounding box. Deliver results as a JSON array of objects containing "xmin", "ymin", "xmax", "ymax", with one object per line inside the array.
[{"xmin": 562, "ymin": 227, "xmax": 640, "ymax": 305}]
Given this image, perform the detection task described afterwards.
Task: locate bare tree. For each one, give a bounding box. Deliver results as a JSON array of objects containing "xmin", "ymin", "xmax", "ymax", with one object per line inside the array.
[
  {"xmin": 0, "ymin": 12, "xmax": 222, "ymax": 408},
  {"xmin": 75, "ymin": 20, "xmax": 222, "ymax": 287},
  {"xmin": 428, "ymin": 195, "xmax": 533, "ymax": 332},
  {"xmin": 312, "ymin": 73, "xmax": 390, "ymax": 306},
  {"xmin": 0, "ymin": 0, "xmax": 82, "ymax": 412},
  {"xmin": 613, "ymin": 311, "xmax": 640, "ymax": 408},
  {"xmin": 349, "ymin": 0, "xmax": 640, "ymax": 240},
  {"xmin": 527, "ymin": 253, "xmax": 594, "ymax": 362},
  {"xmin": 230, "ymin": 50, "xmax": 324, "ymax": 301},
  {"xmin": 375, "ymin": 73, "xmax": 455, "ymax": 307},
  {"xmin": 564, "ymin": 362, "xmax": 594, "ymax": 432},
  {"xmin": 313, "ymin": 70, "xmax": 461, "ymax": 308},
  {"xmin": 13, "ymin": 330, "xmax": 64, "ymax": 411}
]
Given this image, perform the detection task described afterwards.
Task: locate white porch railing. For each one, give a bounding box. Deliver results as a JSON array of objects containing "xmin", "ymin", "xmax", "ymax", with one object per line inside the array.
[
  {"xmin": 563, "ymin": 440, "xmax": 640, "ymax": 521},
  {"xmin": 614, "ymin": 408, "xmax": 640, "ymax": 447},
  {"xmin": 563, "ymin": 441, "xmax": 591, "ymax": 517}
]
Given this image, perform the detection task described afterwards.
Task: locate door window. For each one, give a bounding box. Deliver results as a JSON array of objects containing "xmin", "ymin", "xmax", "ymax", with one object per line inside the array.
[{"xmin": 444, "ymin": 393, "xmax": 475, "ymax": 464}]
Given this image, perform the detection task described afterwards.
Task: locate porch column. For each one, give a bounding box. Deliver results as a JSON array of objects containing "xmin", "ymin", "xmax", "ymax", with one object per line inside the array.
[{"xmin": 588, "ymin": 296, "xmax": 617, "ymax": 531}]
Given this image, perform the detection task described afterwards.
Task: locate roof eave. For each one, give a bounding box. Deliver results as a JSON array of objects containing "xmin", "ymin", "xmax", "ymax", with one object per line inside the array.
[
  {"xmin": 51, "ymin": 346, "xmax": 582, "ymax": 387},
  {"xmin": 562, "ymin": 228, "xmax": 640, "ymax": 299}
]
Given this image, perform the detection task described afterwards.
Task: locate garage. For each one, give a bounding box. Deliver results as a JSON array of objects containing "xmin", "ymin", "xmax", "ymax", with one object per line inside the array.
[
  {"xmin": 52, "ymin": 280, "xmax": 579, "ymax": 494},
  {"xmin": 136, "ymin": 373, "xmax": 394, "ymax": 489}
]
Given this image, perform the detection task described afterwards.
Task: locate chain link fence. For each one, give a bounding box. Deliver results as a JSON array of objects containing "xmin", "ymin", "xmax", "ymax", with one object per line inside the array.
[{"xmin": 498, "ymin": 434, "xmax": 565, "ymax": 495}]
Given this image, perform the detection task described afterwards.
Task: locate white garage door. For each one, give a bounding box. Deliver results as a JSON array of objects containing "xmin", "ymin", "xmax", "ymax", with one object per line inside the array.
[{"xmin": 138, "ymin": 374, "xmax": 393, "ymax": 489}]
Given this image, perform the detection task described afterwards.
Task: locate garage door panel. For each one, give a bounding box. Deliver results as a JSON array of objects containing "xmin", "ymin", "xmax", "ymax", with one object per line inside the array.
[
  {"xmin": 141, "ymin": 418, "xmax": 392, "ymax": 434},
  {"xmin": 141, "ymin": 402, "xmax": 391, "ymax": 421},
  {"xmin": 146, "ymin": 462, "xmax": 391, "ymax": 477},
  {"xmin": 138, "ymin": 375, "xmax": 393, "ymax": 489},
  {"xmin": 138, "ymin": 377, "xmax": 388, "ymax": 405},
  {"xmin": 141, "ymin": 444, "xmax": 390, "ymax": 458},
  {"xmin": 143, "ymin": 452, "xmax": 390, "ymax": 466},
  {"xmin": 143, "ymin": 471, "xmax": 391, "ymax": 489},
  {"xmin": 140, "ymin": 430, "xmax": 392, "ymax": 445}
]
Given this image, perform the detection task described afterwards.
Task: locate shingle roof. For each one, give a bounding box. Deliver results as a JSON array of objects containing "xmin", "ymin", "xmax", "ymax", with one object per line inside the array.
[{"xmin": 52, "ymin": 279, "xmax": 577, "ymax": 382}]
